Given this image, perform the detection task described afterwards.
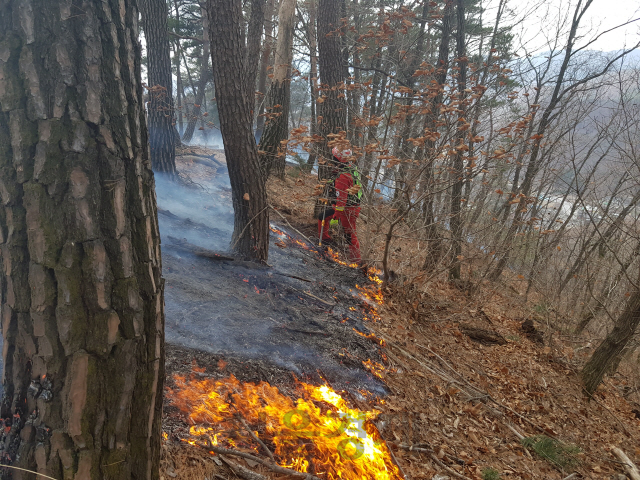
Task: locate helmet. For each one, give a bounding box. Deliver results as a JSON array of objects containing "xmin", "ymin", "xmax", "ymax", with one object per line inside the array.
[{"xmin": 332, "ymin": 147, "xmax": 352, "ymax": 163}]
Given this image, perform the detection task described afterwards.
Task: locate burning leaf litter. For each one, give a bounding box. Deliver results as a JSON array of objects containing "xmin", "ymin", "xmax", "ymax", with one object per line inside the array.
[{"xmin": 168, "ymin": 373, "xmax": 402, "ymax": 479}]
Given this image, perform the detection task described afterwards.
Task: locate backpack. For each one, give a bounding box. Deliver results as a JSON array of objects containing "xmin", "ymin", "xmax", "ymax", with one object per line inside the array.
[{"xmin": 346, "ymin": 165, "xmax": 362, "ymax": 207}]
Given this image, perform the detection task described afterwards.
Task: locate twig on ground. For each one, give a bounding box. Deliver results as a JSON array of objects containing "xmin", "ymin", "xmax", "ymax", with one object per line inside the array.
[
  {"xmin": 235, "ymin": 414, "xmax": 275, "ymax": 462},
  {"xmin": 395, "ymin": 443, "xmax": 434, "ymax": 454},
  {"xmin": 302, "ymin": 290, "xmax": 336, "ymax": 306},
  {"xmin": 429, "ymin": 453, "xmax": 472, "ymax": 480},
  {"xmin": 218, "ymin": 455, "xmax": 268, "ymax": 480},
  {"xmin": 269, "ymin": 205, "xmax": 316, "ymax": 247},
  {"xmin": 504, "ymin": 423, "xmax": 525, "ymax": 440},
  {"xmin": 504, "ymin": 423, "xmax": 533, "ymax": 459},
  {"xmin": 379, "ymin": 437, "xmax": 411, "ymax": 480},
  {"xmin": 273, "ymin": 272, "xmax": 312, "ymax": 282},
  {"xmin": 197, "ymin": 443, "xmax": 322, "ymax": 480},
  {"xmin": 561, "ymin": 474, "xmax": 578, "ymax": 480},
  {"xmin": 230, "ymin": 205, "xmax": 270, "ymax": 252}
]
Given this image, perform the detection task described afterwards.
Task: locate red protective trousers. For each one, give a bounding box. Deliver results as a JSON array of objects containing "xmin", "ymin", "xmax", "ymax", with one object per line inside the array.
[
  {"xmin": 317, "ymin": 169, "xmax": 361, "ymax": 263},
  {"xmin": 317, "ymin": 208, "xmax": 361, "ymax": 264}
]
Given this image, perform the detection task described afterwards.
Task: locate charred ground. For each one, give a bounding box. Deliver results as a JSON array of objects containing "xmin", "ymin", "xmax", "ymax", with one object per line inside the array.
[{"xmin": 160, "ymin": 149, "xmax": 640, "ymax": 480}]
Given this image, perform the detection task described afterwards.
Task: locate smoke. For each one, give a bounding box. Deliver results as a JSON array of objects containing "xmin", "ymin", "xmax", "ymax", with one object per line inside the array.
[
  {"xmin": 180, "ymin": 130, "xmax": 223, "ymax": 149},
  {"xmin": 155, "ymin": 170, "xmax": 234, "ymax": 253}
]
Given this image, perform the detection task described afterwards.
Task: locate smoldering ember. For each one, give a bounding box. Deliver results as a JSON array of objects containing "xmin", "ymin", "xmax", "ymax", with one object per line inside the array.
[{"xmin": 1, "ymin": 1, "xmax": 640, "ymax": 480}]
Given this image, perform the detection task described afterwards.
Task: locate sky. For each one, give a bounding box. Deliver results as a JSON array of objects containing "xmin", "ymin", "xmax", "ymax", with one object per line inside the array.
[{"xmin": 492, "ymin": 0, "xmax": 640, "ymax": 53}]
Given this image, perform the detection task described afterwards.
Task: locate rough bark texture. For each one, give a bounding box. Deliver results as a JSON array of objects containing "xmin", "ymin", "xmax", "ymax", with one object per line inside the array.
[
  {"xmin": 182, "ymin": 7, "xmax": 210, "ymax": 144},
  {"xmin": 207, "ymin": 0, "xmax": 269, "ymax": 261},
  {"xmin": 0, "ymin": 1, "xmax": 164, "ymax": 479},
  {"xmin": 317, "ymin": 0, "xmax": 346, "ymax": 179},
  {"xmin": 258, "ymin": 0, "xmax": 296, "ymax": 179},
  {"xmin": 140, "ymin": 0, "xmax": 177, "ymax": 174},
  {"xmin": 582, "ymin": 291, "xmax": 640, "ymax": 396}
]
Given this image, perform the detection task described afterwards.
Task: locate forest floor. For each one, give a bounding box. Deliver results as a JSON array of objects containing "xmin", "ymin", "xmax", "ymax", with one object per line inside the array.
[{"xmin": 161, "ymin": 154, "xmax": 640, "ymax": 480}]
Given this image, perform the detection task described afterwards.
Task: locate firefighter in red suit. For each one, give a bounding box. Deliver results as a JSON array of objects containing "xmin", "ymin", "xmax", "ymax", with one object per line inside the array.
[{"xmin": 318, "ymin": 147, "xmax": 362, "ymax": 264}]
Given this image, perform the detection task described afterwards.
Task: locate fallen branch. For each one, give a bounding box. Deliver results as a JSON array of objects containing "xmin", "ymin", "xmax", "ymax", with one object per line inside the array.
[
  {"xmin": 504, "ymin": 423, "xmax": 525, "ymax": 441},
  {"xmin": 429, "ymin": 453, "xmax": 472, "ymax": 480},
  {"xmin": 459, "ymin": 324, "xmax": 507, "ymax": 346},
  {"xmin": 394, "ymin": 443, "xmax": 434, "ymax": 454},
  {"xmin": 273, "ymin": 272, "xmax": 312, "ymax": 283},
  {"xmin": 561, "ymin": 474, "xmax": 578, "ymax": 480},
  {"xmin": 504, "ymin": 424, "xmax": 533, "ymax": 459},
  {"xmin": 378, "ymin": 437, "xmax": 410, "ymax": 480},
  {"xmin": 218, "ymin": 455, "xmax": 268, "ymax": 480},
  {"xmin": 269, "ymin": 206, "xmax": 316, "ymax": 248},
  {"xmin": 235, "ymin": 414, "xmax": 275, "ymax": 463},
  {"xmin": 611, "ymin": 446, "xmax": 640, "ymax": 480},
  {"xmin": 200, "ymin": 443, "xmax": 322, "ymax": 480},
  {"xmin": 302, "ymin": 290, "xmax": 336, "ymax": 306}
]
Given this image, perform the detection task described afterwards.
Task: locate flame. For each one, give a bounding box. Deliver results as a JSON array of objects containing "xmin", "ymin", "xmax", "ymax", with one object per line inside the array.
[
  {"xmin": 270, "ymin": 224, "xmax": 315, "ymax": 251},
  {"xmin": 325, "ymin": 247, "xmax": 359, "ymax": 268},
  {"xmin": 362, "ymin": 359, "xmax": 387, "ymax": 379},
  {"xmin": 352, "ymin": 328, "xmax": 377, "ymax": 340},
  {"xmin": 168, "ymin": 374, "xmax": 401, "ymax": 480}
]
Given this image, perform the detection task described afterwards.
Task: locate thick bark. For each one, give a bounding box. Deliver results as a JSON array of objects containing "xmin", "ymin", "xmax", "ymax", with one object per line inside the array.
[
  {"xmin": 182, "ymin": 7, "xmax": 210, "ymax": 144},
  {"xmin": 140, "ymin": 0, "xmax": 177, "ymax": 174},
  {"xmin": 207, "ymin": 0, "xmax": 269, "ymax": 261},
  {"xmin": 582, "ymin": 291, "xmax": 640, "ymax": 395},
  {"xmin": 258, "ymin": 0, "xmax": 297, "ymax": 179},
  {"xmin": 0, "ymin": 1, "xmax": 164, "ymax": 479},
  {"xmin": 317, "ymin": 0, "xmax": 346, "ymax": 179}
]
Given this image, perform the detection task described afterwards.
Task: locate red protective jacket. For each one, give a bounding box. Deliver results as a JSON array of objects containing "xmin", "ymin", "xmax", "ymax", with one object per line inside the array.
[{"xmin": 334, "ymin": 171, "xmax": 355, "ymax": 210}]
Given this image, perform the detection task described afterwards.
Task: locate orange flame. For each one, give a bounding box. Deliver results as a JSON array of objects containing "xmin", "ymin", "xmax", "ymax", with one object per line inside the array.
[
  {"xmin": 362, "ymin": 359, "xmax": 387, "ymax": 379},
  {"xmin": 168, "ymin": 374, "xmax": 401, "ymax": 480},
  {"xmin": 325, "ymin": 247, "xmax": 359, "ymax": 268},
  {"xmin": 270, "ymin": 225, "xmax": 315, "ymax": 251}
]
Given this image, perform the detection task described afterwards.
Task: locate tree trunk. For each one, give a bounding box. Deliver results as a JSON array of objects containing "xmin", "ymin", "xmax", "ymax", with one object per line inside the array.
[
  {"xmin": 182, "ymin": 6, "xmax": 210, "ymax": 144},
  {"xmin": 173, "ymin": 0, "xmax": 184, "ymax": 136},
  {"xmin": 140, "ymin": 0, "xmax": 177, "ymax": 174},
  {"xmin": 582, "ymin": 291, "xmax": 640, "ymax": 396},
  {"xmin": 304, "ymin": 0, "xmax": 319, "ymax": 172},
  {"xmin": 255, "ymin": 0, "xmax": 276, "ymax": 140},
  {"xmin": 258, "ymin": 0, "xmax": 297, "ymax": 179},
  {"xmin": 207, "ymin": 0, "xmax": 269, "ymax": 262},
  {"xmin": 317, "ymin": 0, "xmax": 346, "ymax": 179},
  {"xmin": 449, "ymin": 0, "xmax": 467, "ymax": 280},
  {"xmin": 0, "ymin": 1, "xmax": 164, "ymax": 479},
  {"xmin": 421, "ymin": 0, "xmax": 453, "ymax": 270},
  {"xmin": 244, "ymin": 0, "xmax": 267, "ymax": 113}
]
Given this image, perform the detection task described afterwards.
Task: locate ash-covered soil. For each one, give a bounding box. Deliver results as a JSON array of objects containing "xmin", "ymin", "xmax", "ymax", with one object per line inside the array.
[{"xmin": 159, "ymin": 149, "xmax": 387, "ymax": 395}]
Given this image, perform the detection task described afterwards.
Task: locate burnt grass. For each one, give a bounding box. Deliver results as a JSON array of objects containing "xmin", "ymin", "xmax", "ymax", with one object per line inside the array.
[{"xmin": 160, "ymin": 154, "xmax": 387, "ymax": 420}]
